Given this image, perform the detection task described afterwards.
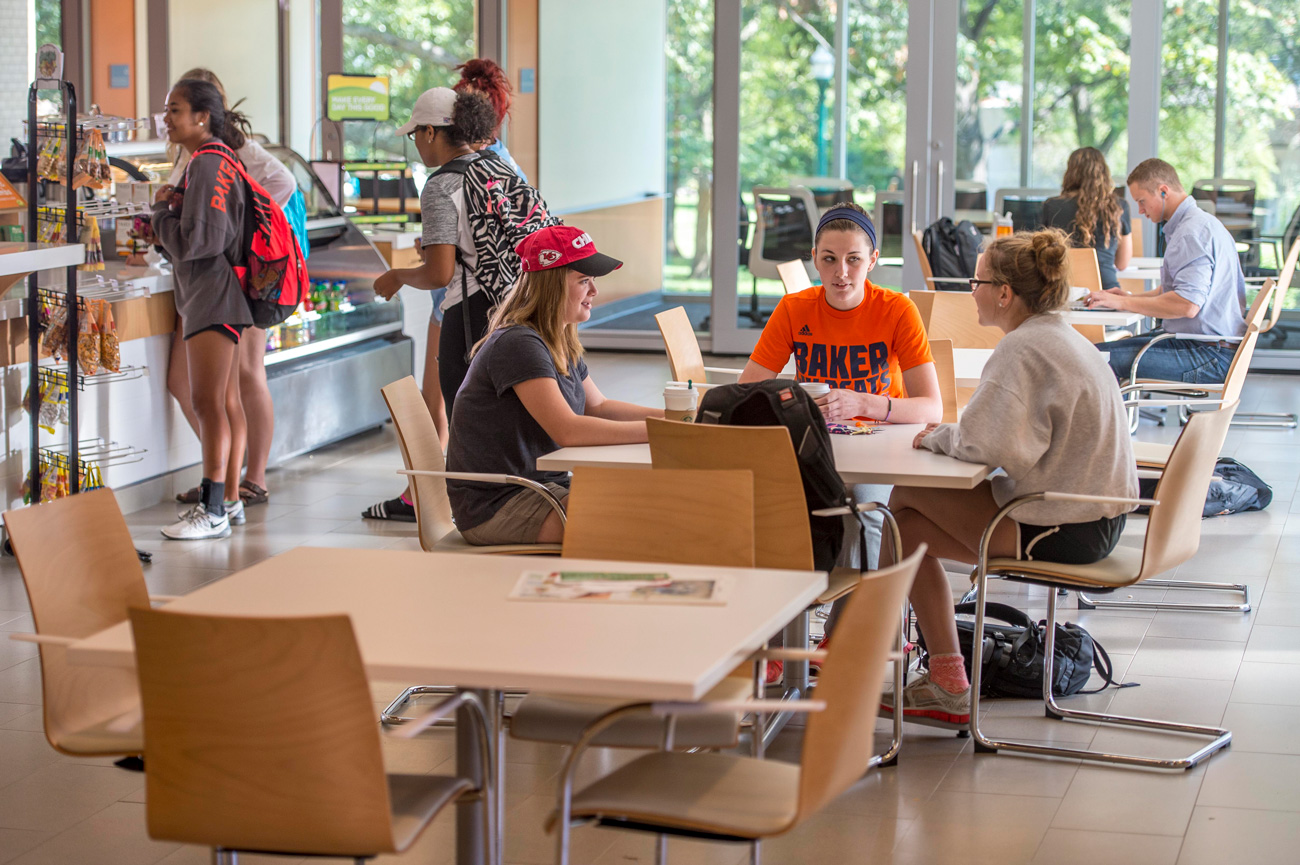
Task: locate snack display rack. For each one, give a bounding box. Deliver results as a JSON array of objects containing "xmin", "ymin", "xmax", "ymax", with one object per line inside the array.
[{"xmin": 24, "ymin": 76, "xmax": 147, "ymax": 502}]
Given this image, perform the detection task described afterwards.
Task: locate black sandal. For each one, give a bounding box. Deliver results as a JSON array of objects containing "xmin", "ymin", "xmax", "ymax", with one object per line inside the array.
[
  {"xmin": 362, "ymin": 496, "xmax": 417, "ymax": 522},
  {"xmin": 239, "ymin": 480, "xmax": 270, "ymax": 505}
]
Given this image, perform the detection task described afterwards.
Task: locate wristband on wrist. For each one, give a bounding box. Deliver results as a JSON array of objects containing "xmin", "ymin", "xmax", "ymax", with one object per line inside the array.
[{"xmin": 883, "ymin": 396, "xmax": 892, "ymax": 422}]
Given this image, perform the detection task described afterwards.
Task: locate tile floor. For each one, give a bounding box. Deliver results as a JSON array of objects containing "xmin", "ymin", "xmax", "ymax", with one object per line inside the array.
[{"xmin": 0, "ymin": 353, "xmax": 1297, "ymax": 865}]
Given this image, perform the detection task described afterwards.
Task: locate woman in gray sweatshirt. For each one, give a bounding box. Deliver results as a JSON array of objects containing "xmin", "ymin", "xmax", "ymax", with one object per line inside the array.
[
  {"xmin": 151, "ymin": 79, "xmax": 254, "ymax": 541},
  {"xmin": 883, "ymin": 228, "xmax": 1138, "ymax": 728}
]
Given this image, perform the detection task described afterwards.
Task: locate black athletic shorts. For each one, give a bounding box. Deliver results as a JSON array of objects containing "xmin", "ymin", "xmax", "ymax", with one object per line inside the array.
[
  {"xmin": 1016, "ymin": 513, "xmax": 1127, "ymax": 564},
  {"xmin": 187, "ymin": 323, "xmax": 247, "ymax": 344}
]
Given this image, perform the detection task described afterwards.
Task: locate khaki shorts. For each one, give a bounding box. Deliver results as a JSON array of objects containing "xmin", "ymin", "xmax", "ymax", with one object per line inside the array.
[{"xmin": 459, "ymin": 483, "xmax": 570, "ymax": 546}]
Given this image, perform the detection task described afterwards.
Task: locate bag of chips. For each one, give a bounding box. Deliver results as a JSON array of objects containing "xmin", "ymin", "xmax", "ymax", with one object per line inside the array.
[
  {"xmin": 96, "ymin": 301, "xmax": 119, "ymax": 372},
  {"xmin": 41, "ymin": 305, "xmax": 68, "ymax": 359},
  {"xmin": 77, "ymin": 304, "xmax": 100, "ymax": 376}
]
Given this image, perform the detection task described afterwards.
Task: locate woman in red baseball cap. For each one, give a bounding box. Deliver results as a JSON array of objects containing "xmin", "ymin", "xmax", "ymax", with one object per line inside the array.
[{"xmin": 445, "ymin": 226, "xmax": 663, "ymax": 545}]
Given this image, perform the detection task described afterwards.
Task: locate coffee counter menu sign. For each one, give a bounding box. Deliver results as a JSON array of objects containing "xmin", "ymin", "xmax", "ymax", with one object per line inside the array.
[{"xmin": 326, "ymin": 75, "xmax": 390, "ymax": 122}]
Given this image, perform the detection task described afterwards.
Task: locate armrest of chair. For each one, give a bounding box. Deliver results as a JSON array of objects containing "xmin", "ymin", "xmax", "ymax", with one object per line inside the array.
[
  {"xmin": 1120, "ymin": 381, "xmax": 1224, "ymax": 395},
  {"xmin": 812, "ymin": 501, "xmax": 888, "ymax": 517},
  {"xmin": 398, "ymin": 469, "xmax": 567, "ymax": 526},
  {"xmin": 1136, "ymin": 468, "xmax": 1164, "ymax": 480},
  {"xmin": 389, "ymin": 691, "xmax": 477, "ymax": 739},
  {"xmin": 9, "ymin": 632, "xmax": 74, "ymax": 647},
  {"xmin": 1125, "ymin": 396, "xmax": 1228, "ymax": 408},
  {"xmin": 702, "ymin": 366, "xmax": 743, "ymax": 383},
  {"xmin": 977, "ymin": 491, "xmax": 1157, "ymax": 577}
]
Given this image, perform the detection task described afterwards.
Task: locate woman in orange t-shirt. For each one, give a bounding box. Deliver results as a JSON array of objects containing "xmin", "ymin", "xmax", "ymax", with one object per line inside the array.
[{"xmin": 740, "ymin": 203, "xmax": 941, "ymax": 423}]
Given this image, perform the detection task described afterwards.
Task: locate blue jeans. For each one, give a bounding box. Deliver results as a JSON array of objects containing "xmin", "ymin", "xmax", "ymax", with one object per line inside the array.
[{"xmin": 1098, "ymin": 334, "xmax": 1235, "ymax": 384}]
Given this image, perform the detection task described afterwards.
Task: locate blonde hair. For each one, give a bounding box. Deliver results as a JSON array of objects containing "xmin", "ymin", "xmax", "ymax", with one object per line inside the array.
[
  {"xmin": 983, "ymin": 228, "xmax": 1072, "ymax": 314},
  {"xmin": 473, "ymin": 267, "xmax": 585, "ymax": 374},
  {"xmin": 1126, "ymin": 158, "xmax": 1184, "ymax": 195}
]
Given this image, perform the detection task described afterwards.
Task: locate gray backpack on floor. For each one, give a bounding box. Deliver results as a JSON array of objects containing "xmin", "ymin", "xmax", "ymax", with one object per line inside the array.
[{"xmin": 1137, "ymin": 457, "xmax": 1272, "ymax": 518}]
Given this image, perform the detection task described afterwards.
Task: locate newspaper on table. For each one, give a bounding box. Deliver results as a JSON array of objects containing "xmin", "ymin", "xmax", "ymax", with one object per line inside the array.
[{"xmin": 509, "ymin": 570, "xmax": 728, "ymax": 605}]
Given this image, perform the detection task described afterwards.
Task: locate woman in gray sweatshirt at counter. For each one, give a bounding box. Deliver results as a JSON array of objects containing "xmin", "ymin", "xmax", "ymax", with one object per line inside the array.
[
  {"xmin": 882, "ymin": 228, "xmax": 1138, "ymax": 728},
  {"xmin": 151, "ymin": 79, "xmax": 254, "ymax": 540}
]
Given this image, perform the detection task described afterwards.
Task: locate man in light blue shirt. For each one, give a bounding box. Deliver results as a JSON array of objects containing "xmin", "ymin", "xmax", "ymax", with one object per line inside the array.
[{"xmin": 1084, "ymin": 158, "xmax": 1246, "ymax": 383}]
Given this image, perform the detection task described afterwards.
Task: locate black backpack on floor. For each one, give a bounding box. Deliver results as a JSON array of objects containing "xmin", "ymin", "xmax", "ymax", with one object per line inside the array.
[
  {"xmin": 917, "ymin": 601, "xmax": 1135, "ymax": 698},
  {"xmin": 1138, "ymin": 457, "xmax": 1272, "ymax": 518},
  {"xmin": 697, "ymin": 381, "xmax": 858, "ymax": 571},
  {"xmin": 921, "ymin": 217, "xmax": 983, "ymax": 280}
]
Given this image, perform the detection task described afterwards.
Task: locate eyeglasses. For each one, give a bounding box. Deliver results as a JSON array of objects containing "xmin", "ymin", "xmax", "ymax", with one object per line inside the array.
[
  {"xmin": 969, "ymin": 279, "xmax": 997, "ymax": 292},
  {"xmin": 406, "ymin": 126, "xmax": 429, "ymax": 141}
]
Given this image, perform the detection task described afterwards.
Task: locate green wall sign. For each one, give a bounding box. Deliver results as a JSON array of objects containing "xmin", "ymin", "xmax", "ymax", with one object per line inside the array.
[{"xmin": 327, "ymin": 75, "xmax": 390, "ymax": 122}]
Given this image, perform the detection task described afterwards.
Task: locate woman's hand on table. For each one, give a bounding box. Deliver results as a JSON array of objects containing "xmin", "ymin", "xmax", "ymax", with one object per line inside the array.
[
  {"xmin": 912, "ymin": 423, "xmax": 939, "ymax": 449},
  {"xmin": 815, "ymin": 388, "xmax": 869, "ymax": 423}
]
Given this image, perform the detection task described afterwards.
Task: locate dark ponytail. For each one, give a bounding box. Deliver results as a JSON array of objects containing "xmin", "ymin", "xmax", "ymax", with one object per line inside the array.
[
  {"xmin": 172, "ymin": 78, "xmax": 251, "ymax": 151},
  {"xmin": 440, "ymin": 91, "xmax": 498, "ymax": 147}
]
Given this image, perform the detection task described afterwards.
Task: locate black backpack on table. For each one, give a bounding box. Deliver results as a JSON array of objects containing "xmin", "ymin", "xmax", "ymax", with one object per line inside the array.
[{"xmin": 697, "ymin": 380, "xmax": 860, "ymax": 571}]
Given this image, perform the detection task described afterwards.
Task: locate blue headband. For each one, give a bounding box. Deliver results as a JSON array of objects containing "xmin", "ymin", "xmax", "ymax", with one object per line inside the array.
[{"xmin": 816, "ymin": 207, "xmax": 877, "ymax": 250}]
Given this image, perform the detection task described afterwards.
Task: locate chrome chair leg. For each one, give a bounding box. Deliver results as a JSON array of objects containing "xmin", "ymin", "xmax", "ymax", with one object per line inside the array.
[
  {"xmin": 1078, "ymin": 579, "xmax": 1249, "ymax": 613},
  {"xmin": 970, "ymin": 578, "xmax": 1231, "ymax": 770},
  {"xmin": 750, "ymin": 839, "xmax": 762, "ymax": 865},
  {"xmin": 384, "ymin": 685, "xmax": 524, "ymax": 726}
]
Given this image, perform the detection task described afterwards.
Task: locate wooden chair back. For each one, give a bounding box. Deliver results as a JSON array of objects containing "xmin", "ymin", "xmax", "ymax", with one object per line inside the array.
[
  {"xmin": 776, "ymin": 260, "xmax": 814, "ymax": 294},
  {"xmin": 1066, "ymin": 247, "xmax": 1103, "ymax": 292},
  {"xmin": 562, "ymin": 467, "xmax": 755, "ymax": 567},
  {"xmin": 3, "ymin": 489, "xmax": 146, "ymax": 754},
  {"xmin": 912, "ymin": 231, "xmax": 935, "ymax": 286},
  {"xmin": 654, "ymin": 306, "xmax": 707, "ymax": 385},
  {"xmin": 1222, "ymin": 325, "xmax": 1261, "ymax": 405},
  {"xmin": 909, "ymin": 286, "xmax": 935, "ymax": 329},
  {"xmin": 1263, "ymin": 242, "xmax": 1297, "ymax": 334},
  {"xmin": 914, "ymin": 290, "xmax": 1003, "ymax": 349},
  {"xmin": 1118, "ymin": 224, "xmax": 1146, "ymax": 295},
  {"xmin": 381, "ymin": 376, "xmax": 456, "ymax": 551},
  {"xmin": 928, "ymin": 339, "xmax": 959, "ymax": 423},
  {"xmin": 130, "ymin": 608, "xmax": 397, "ymax": 856},
  {"xmin": 1138, "ymin": 405, "xmax": 1236, "ymax": 581},
  {"xmin": 647, "ymin": 419, "xmax": 814, "ymax": 571},
  {"xmin": 795, "ymin": 546, "xmax": 922, "ymax": 819}
]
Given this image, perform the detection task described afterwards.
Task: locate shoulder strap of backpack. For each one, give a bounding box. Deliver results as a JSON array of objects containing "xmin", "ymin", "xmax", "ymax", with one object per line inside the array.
[
  {"xmin": 953, "ymin": 601, "xmax": 1036, "ymax": 632},
  {"xmin": 1075, "ymin": 627, "xmax": 1140, "ymax": 694},
  {"xmin": 431, "ymin": 151, "xmax": 480, "ymax": 179}
]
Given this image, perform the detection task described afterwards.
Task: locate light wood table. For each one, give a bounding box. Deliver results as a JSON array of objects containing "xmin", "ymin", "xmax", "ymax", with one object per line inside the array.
[
  {"xmin": 539, "ymin": 422, "xmax": 991, "ymax": 490},
  {"xmin": 67, "ymin": 546, "xmax": 826, "ymax": 865}
]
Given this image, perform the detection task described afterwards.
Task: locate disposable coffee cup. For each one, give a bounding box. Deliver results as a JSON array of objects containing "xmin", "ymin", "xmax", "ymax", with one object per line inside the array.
[
  {"xmin": 664, "ymin": 385, "xmax": 698, "ymax": 423},
  {"xmin": 799, "ymin": 381, "xmax": 831, "ymax": 399}
]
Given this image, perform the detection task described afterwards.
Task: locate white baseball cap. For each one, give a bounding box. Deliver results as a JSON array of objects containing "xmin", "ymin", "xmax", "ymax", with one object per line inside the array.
[{"xmin": 395, "ymin": 87, "xmax": 456, "ymax": 136}]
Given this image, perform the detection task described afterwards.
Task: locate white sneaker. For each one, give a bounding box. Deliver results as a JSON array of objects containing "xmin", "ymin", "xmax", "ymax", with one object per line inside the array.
[
  {"xmin": 879, "ymin": 669, "xmax": 971, "ymax": 728},
  {"xmin": 225, "ymin": 499, "xmax": 246, "ymax": 526},
  {"xmin": 162, "ymin": 505, "xmax": 231, "ymax": 540}
]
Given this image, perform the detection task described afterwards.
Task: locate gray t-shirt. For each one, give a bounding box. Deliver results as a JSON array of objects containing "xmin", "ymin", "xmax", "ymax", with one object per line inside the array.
[
  {"xmin": 421, "ymin": 153, "xmax": 481, "ymax": 310},
  {"xmin": 446, "ymin": 325, "xmax": 589, "ymax": 531},
  {"xmin": 1041, "ymin": 195, "xmax": 1132, "ymax": 290}
]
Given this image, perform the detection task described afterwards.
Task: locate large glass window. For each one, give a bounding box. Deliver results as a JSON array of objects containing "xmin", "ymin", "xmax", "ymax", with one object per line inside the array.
[
  {"xmin": 1031, "ymin": 1, "xmax": 1130, "ymax": 185},
  {"xmin": 341, "ymin": 1, "xmax": 476, "ymax": 162},
  {"xmin": 1158, "ymin": 1, "xmax": 1218, "ymax": 189},
  {"xmin": 663, "ymin": 0, "xmax": 714, "ymax": 303},
  {"xmin": 34, "ymin": 0, "xmax": 60, "ymax": 49},
  {"xmin": 955, "ymin": 0, "xmax": 1024, "ymax": 201}
]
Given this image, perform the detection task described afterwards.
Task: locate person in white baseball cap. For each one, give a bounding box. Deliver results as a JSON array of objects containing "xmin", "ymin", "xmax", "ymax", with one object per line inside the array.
[{"xmin": 363, "ymin": 87, "xmax": 496, "ymax": 523}]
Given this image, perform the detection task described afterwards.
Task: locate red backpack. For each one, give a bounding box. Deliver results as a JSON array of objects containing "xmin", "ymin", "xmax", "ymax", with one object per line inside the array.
[{"xmin": 188, "ymin": 142, "xmax": 308, "ymax": 326}]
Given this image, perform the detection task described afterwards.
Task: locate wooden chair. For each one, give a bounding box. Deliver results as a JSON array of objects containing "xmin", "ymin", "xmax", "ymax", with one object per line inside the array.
[
  {"xmin": 912, "ymin": 290, "xmax": 1003, "ymax": 349},
  {"xmin": 928, "ymin": 338, "xmax": 959, "ymax": 423},
  {"xmin": 1118, "ymin": 223, "xmax": 1146, "ymax": 295},
  {"xmin": 2, "ymin": 489, "xmax": 154, "ymax": 759},
  {"xmin": 510, "ymin": 466, "xmax": 757, "ymax": 753},
  {"xmin": 130, "ymin": 607, "xmax": 488, "ymax": 863},
  {"xmin": 561, "ymin": 466, "xmax": 755, "ymax": 567},
  {"xmin": 381, "ymin": 376, "xmax": 561, "ymax": 554},
  {"xmin": 776, "ymin": 259, "xmax": 814, "ymax": 294},
  {"xmin": 909, "ymin": 283, "xmax": 935, "ymax": 329},
  {"xmin": 912, "ymin": 230, "xmax": 935, "ymax": 290},
  {"xmin": 646, "ymin": 418, "xmax": 908, "ymax": 767},
  {"xmin": 553, "ymin": 547, "xmax": 924, "ymax": 865},
  {"xmin": 968, "ymin": 407, "xmax": 1236, "ymax": 770},
  {"xmin": 380, "ymin": 376, "xmax": 560, "ymax": 726},
  {"xmin": 653, "ymin": 306, "xmax": 743, "ymax": 385},
  {"xmin": 1233, "ymin": 238, "xmax": 1298, "ymax": 427},
  {"xmin": 1066, "ymin": 247, "xmax": 1109, "ymax": 343}
]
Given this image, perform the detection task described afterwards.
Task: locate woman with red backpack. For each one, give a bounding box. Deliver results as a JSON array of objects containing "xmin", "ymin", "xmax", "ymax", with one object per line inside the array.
[{"xmin": 152, "ymin": 78, "xmax": 253, "ymax": 540}]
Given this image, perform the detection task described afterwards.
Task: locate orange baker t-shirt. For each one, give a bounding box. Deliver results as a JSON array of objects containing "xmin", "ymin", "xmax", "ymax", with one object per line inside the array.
[{"xmin": 750, "ymin": 283, "xmax": 932, "ymax": 398}]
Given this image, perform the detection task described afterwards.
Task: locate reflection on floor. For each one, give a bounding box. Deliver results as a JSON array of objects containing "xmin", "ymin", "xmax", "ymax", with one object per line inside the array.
[{"xmin": 0, "ymin": 355, "xmax": 1298, "ymax": 864}]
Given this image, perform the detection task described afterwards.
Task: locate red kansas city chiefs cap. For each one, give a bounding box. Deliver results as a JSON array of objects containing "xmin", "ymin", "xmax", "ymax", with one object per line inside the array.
[{"xmin": 515, "ymin": 225, "xmax": 624, "ymax": 277}]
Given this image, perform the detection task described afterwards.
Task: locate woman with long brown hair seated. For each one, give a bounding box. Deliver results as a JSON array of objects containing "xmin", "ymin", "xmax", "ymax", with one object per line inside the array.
[{"xmin": 1041, "ymin": 146, "xmax": 1132, "ymax": 289}]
